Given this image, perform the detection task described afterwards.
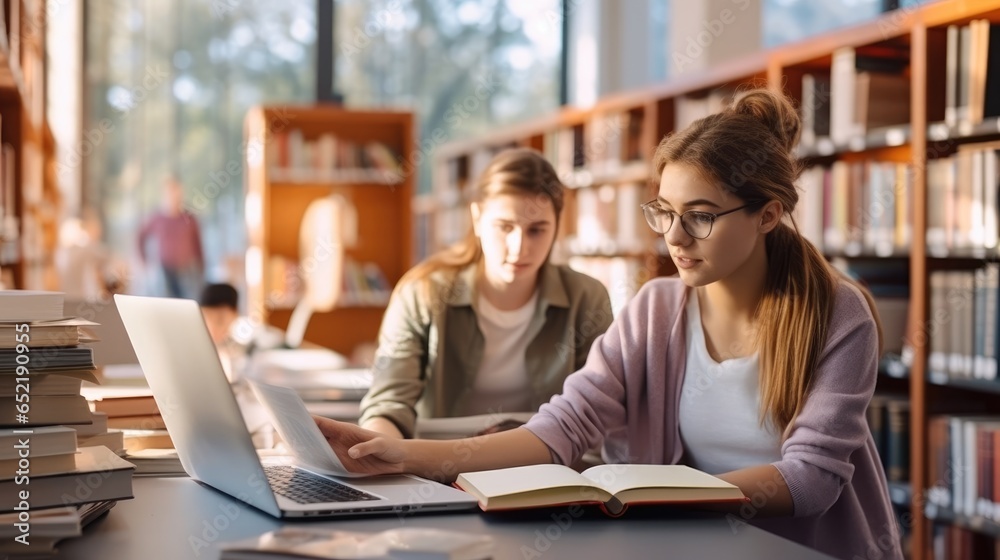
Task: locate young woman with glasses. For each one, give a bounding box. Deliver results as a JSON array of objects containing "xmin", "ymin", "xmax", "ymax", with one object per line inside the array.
[
  {"xmin": 320, "ymin": 90, "xmax": 901, "ymax": 560},
  {"xmin": 358, "ymin": 148, "xmax": 613, "ymax": 439}
]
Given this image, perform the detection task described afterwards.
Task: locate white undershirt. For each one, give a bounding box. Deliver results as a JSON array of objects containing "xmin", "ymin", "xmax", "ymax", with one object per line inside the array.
[
  {"xmin": 455, "ymin": 291, "xmax": 538, "ymax": 416},
  {"xmin": 678, "ymin": 291, "xmax": 782, "ymax": 475}
]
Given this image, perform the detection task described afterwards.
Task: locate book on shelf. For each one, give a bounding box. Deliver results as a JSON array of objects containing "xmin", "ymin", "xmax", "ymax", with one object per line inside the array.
[
  {"xmin": 926, "ymin": 415, "xmax": 1000, "ymax": 523},
  {"xmin": 264, "ymin": 256, "xmax": 391, "ymax": 309},
  {"xmin": 268, "ymin": 130, "xmax": 403, "ymax": 182},
  {"xmin": 340, "ymin": 259, "xmax": 391, "ymax": 306},
  {"xmin": 800, "ymin": 73, "xmax": 832, "ymax": 148},
  {"xmin": 0, "ymin": 290, "xmax": 64, "ymax": 322},
  {"xmin": 0, "ymin": 445, "xmax": 134, "ymax": 512},
  {"xmin": 945, "ymin": 20, "xmax": 1000, "ymax": 128},
  {"xmin": 854, "ymin": 71, "xmax": 911, "ymax": 132},
  {"xmin": 568, "ymin": 182, "xmax": 647, "ymax": 255},
  {"xmin": 674, "ymin": 89, "xmax": 734, "ymax": 131},
  {"xmin": 454, "ymin": 464, "xmax": 745, "ymax": 516},
  {"xmin": 220, "ymin": 527, "xmax": 495, "ymax": 560},
  {"xmin": 885, "ymin": 399, "xmax": 911, "ymax": 483},
  {"xmin": 930, "ymin": 523, "xmax": 999, "ymax": 560},
  {"xmin": 829, "ymin": 46, "xmax": 909, "ymax": 144},
  {"xmin": 927, "ymin": 267, "xmax": 1000, "ymax": 383},
  {"xmin": 804, "ymin": 160, "xmax": 913, "ymax": 256}
]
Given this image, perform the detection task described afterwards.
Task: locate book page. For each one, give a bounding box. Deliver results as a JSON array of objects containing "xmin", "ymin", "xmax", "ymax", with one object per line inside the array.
[
  {"xmin": 248, "ymin": 380, "xmax": 365, "ymax": 478},
  {"xmin": 582, "ymin": 464, "xmax": 739, "ymax": 497},
  {"xmin": 457, "ymin": 464, "xmax": 600, "ymax": 498}
]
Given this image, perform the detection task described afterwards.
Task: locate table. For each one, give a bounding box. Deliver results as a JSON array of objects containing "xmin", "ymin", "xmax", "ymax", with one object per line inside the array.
[{"xmin": 54, "ymin": 478, "xmax": 834, "ymax": 559}]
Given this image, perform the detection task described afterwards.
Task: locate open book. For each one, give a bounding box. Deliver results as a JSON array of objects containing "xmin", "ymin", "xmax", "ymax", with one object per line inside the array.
[{"xmin": 455, "ymin": 464, "xmax": 746, "ymax": 516}]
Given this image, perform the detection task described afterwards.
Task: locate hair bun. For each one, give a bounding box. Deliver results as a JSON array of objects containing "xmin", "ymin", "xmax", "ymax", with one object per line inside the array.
[{"xmin": 731, "ymin": 90, "xmax": 801, "ymax": 153}]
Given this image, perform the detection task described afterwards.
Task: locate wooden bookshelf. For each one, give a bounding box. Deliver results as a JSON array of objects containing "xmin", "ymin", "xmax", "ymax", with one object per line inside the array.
[
  {"xmin": 430, "ymin": 2, "xmax": 1000, "ymax": 558},
  {"xmin": 0, "ymin": 0, "xmax": 58, "ymax": 290},
  {"xmin": 244, "ymin": 106, "xmax": 413, "ymax": 356}
]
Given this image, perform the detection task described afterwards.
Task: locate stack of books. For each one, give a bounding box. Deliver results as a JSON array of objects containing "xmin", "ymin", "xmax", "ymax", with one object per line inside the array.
[
  {"xmin": 80, "ymin": 383, "xmax": 164, "ymax": 431},
  {"xmin": 80, "ymin": 379, "xmax": 182, "ymax": 476},
  {"xmin": 0, "ymin": 290, "xmax": 135, "ymax": 557}
]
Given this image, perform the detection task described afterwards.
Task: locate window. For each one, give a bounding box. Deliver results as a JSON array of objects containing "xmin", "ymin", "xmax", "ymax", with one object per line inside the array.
[
  {"xmin": 763, "ymin": 0, "xmax": 882, "ymax": 47},
  {"xmin": 649, "ymin": 0, "xmax": 670, "ymax": 82},
  {"xmin": 335, "ymin": 0, "xmax": 563, "ymax": 193},
  {"xmin": 85, "ymin": 0, "xmax": 316, "ymax": 291}
]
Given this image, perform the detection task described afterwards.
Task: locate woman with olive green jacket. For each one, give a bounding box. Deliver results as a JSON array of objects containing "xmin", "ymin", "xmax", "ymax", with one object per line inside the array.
[{"xmin": 358, "ymin": 148, "xmax": 613, "ymax": 439}]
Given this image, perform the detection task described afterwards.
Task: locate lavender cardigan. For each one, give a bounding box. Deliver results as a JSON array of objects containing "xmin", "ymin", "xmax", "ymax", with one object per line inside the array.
[{"xmin": 524, "ymin": 278, "xmax": 903, "ymax": 560}]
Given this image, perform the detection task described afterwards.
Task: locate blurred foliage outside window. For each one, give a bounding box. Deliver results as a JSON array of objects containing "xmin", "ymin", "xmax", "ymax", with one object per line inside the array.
[
  {"xmin": 334, "ymin": 0, "xmax": 563, "ymax": 194},
  {"xmin": 86, "ymin": 0, "xmax": 316, "ymax": 292}
]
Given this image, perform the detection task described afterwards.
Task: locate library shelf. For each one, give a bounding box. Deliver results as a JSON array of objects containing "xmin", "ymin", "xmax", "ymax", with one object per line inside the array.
[
  {"xmin": 924, "ymin": 503, "xmax": 1000, "ymax": 539},
  {"xmin": 244, "ymin": 106, "xmax": 413, "ymax": 355},
  {"xmin": 0, "ymin": 0, "xmax": 58, "ymax": 290}
]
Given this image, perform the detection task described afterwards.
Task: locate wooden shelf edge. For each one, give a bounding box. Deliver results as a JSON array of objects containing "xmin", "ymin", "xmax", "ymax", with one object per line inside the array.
[
  {"xmin": 927, "ymin": 117, "xmax": 1000, "ymax": 143},
  {"xmin": 924, "ymin": 503, "xmax": 1000, "ymax": 538},
  {"xmin": 926, "ymin": 373, "xmax": 1000, "ymax": 395},
  {"xmin": 824, "ymin": 251, "xmax": 913, "ymax": 260},
  {"xmin": 268, "ymin": 168, "xmax": 405, "ymax": 186},
  {"xmin": 798, "ymin": 126, "xmax": 911, "ymax": 159},
  {"xmin": 563, "ymin": 161, "xmax": 651, "ymax": 189}
]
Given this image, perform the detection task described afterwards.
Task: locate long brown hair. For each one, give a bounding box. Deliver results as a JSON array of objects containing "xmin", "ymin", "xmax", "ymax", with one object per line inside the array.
[
  {"xmin": 401, "ymin": 147, "xmax": 565, "ymax": 291},
  {"xmin": 652, "ymin": 88, "xmax": 884, "ymax": 434}
]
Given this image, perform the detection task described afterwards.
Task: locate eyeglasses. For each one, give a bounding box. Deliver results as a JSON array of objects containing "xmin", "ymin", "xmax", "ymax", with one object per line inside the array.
[{"xmin": 640, "ymin": 200, "xmax": 763, "ymax": 239}]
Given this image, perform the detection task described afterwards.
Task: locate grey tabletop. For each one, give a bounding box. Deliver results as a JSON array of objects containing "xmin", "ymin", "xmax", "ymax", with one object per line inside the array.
[{"xmin": 52, "ymin": 477, "xmax": 835, "ymax": 559}]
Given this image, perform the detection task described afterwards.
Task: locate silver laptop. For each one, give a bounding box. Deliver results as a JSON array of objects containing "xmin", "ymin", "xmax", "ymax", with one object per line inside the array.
[{"xmin": 114, "ymin": 294, "xmax": 478, "ymax": 518}]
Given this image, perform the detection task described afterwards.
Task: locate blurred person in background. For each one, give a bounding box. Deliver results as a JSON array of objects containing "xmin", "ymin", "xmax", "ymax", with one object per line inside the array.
[{"xmin": 137, "ymin": 176, "xmax": 204, "ymax": 299}]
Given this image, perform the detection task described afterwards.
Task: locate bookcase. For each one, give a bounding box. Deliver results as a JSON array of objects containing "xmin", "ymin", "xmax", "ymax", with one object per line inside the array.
[
  {"xmin": 0, "ymin": 0, "xmax": 58, "ymax": 290},
  {"xmin": 244, "ymin": 106, "xmax": 413, "ymax": 357},
  {"xmin": 430, "ymin": 2, "xmax": 1000, "ymax": 558}
]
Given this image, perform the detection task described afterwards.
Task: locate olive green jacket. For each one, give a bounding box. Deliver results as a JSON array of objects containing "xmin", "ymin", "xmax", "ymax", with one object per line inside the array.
[{"xmin": 358, "ymin": 262, "xmax": 613, "ymax": 437}]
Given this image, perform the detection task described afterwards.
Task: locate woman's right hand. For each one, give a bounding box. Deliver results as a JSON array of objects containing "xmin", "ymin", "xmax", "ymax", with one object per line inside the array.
[{"xmin": 312, "ymin": 415, "xmax": 408, "ymax": 476}]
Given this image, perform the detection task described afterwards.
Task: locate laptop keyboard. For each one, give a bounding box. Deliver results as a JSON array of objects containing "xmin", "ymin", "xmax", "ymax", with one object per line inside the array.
[{"xmin": 265, "ymin": 465, "xmax": 380, "ymax": 504}]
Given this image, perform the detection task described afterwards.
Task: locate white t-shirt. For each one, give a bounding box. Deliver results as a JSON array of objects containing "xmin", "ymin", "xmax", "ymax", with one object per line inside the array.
[
  {"xmin": 454, "ymin": 291, "xmax": 538, "ymax": 416},
  {"xmin": 678, "ymin": 291, "xmax": 782, "ymax": 474}
]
